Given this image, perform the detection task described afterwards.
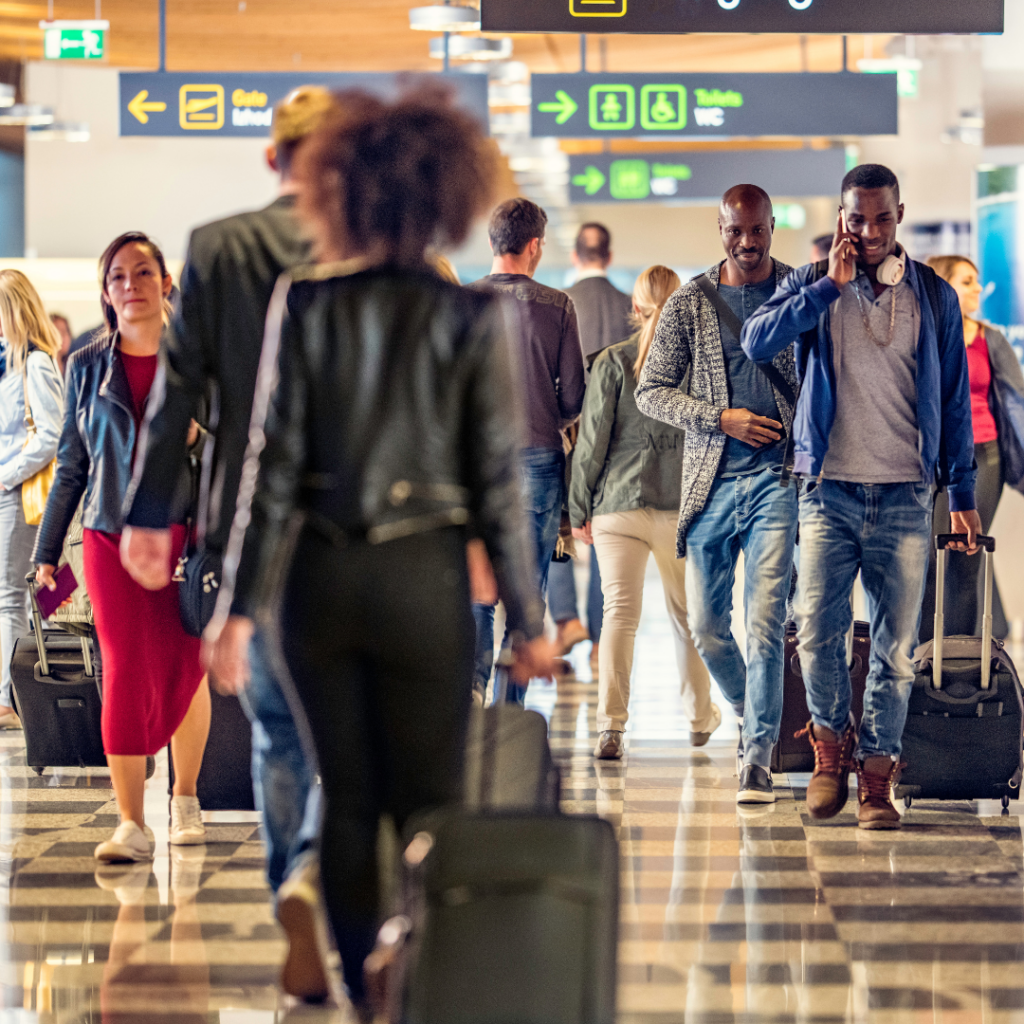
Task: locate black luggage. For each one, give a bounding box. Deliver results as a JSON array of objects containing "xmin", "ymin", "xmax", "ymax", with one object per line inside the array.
[
  {"xmin": 896, "ymin": 534, "xmax": 1024, "ymax": 810},
  {"xmin": 169, "ymin": 688, "xmax": 255, "ymax": 810},
  {"xmin": 463, "ymin": 657, "xmax": 560, "ymax": 811},
  {"xmin": 370, "ymin": 813, "xmax": 619, "ymax": 1024},
  {"xmin": 11, "ymin": 578, "xmax": 105, "ymax": 774},
  {"xmin": 772, "ymin": 619, "xmax": 870, "ymax": 773}
]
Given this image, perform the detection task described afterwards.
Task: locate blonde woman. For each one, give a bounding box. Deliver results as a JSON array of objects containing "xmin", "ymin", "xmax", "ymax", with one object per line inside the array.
[
  {"xmin": 570, "ymin": 265, "xmax": 718, "ymax": 759},
  {"xmin": 920, "ymin": 255, "xmax": 1024, "ymax": 641},
  {"xmin": 0, "ymin": 270, "xmax": 64, "ymax": 729}
]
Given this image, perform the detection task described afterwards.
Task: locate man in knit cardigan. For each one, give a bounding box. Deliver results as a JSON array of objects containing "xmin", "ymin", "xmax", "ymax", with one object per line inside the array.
[{"xmin": 636, "ymin": 184, "xmax": 798, "ymax": 804}]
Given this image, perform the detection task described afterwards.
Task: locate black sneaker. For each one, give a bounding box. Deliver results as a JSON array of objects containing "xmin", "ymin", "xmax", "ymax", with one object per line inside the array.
[{"xmin": 737, "ymin": 764, "xmax": 775, "ymax": 804}]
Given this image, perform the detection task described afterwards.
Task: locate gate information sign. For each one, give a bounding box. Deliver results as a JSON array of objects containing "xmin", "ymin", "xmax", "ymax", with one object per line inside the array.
[
  {"xmin": 119, "ymin": 72, "xmax": 489, "ymax": 137},
  {"xmin": 482, "ymin": 0, "xmax": 1003, "ymax": 35},
  {"xmin": 532, "ymin": 73, "xmax": 897, "ymax": 139},
  {"xmin": 568, "ymin": 148, "xmax": 846, "ymax": 203}
]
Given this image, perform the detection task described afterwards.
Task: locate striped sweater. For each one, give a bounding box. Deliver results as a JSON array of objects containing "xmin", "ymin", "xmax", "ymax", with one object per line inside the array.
[{"xmin": 635, "ymin": 259, "xmax": 797, "ymax": 556}]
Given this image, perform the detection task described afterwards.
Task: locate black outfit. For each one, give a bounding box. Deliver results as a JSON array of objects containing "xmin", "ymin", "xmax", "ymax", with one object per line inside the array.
[
  {"xmin": 125, "ymin": 195, "xmax": 310, "ymax": 552},
  {"xmin": 34, "ymin": 333, "xmax": 193, "ymax": 567},
  {"xmin": 565, "ymin": 273, "xmax": 633, "ymax": 369},
  {"xmin": 226, "ymin": 262, "xmax": 545, "ymax": 998},
  {"xmin": 920, "ymin": 325, "xmax": 1024, "ymax": 641}
]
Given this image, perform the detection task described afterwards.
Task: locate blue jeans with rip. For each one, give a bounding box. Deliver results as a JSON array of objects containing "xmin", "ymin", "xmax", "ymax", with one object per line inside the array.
[
  {"xmin": 547, "ymin": 546, "xmax": 604, "ymax": 642},
  {"xmin": 239, "ymin": 630, "xmax": 321, "ymax": 893},
  {"xmin": 476, "ymin": 446, "xmax": 564, "ymax": 707},
  {"xmin": 795, "ymin": 479, "xmax": 933, "ymax": 761},
  {"xmin": 684, "ymin": 465, "xmax": 798, "ymax": 770}
]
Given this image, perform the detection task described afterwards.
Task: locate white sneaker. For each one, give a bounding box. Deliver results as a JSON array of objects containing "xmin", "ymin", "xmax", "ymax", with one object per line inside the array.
[
  {"xmin": 277, "ymin": 854, "xmax": 334, "ymax": 1003},
  {"xmin": 169, "ymin": 795, "xmax": 206, "ymax": 846},
  {"xmin": 95, "ymin": 820, "xmax": 153, "ymax": 863}
]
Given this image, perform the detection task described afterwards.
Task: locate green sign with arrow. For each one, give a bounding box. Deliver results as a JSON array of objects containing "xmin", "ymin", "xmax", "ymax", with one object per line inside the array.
[
  {"xmin": 536, "ymin": 90, "xmax": 578, "ymax": 126},
  {"xmin": 572, "ymin": 166, "xmax": 606, "ymax": 196}
]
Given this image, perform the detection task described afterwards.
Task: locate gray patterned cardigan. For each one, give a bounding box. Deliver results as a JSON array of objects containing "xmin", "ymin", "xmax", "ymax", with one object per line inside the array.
[{"xmin": 635, "ymin": 259, "xmax": 797, "ymax": 557}]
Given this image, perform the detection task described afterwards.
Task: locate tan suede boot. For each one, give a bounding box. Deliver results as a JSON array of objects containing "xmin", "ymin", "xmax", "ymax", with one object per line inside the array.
[
  {"xmin": 798, "ymin": 720, "xmax": 857, "ymax": 819},
  {"xmin": 855, "ymin": 758, "xmax": 904, "ymax": 830}
]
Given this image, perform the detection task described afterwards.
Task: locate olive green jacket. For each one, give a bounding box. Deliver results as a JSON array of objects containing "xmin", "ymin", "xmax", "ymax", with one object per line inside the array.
[{"xmin": 569, "ymin": 335, "xmax": 686, "ymax": 527}]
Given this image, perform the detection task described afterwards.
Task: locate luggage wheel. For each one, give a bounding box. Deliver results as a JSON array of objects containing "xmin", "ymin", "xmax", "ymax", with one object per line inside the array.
[
  {"xmin": 903, "ymin": 796, "xmax": 912, "ymax": 809},
  {"xmin": 1002, "ymin": 795, "xmax": 1011, "ymax": 813},
  {"xmin": 32, "ymin": 766, "xmax": 45, "ymax": 776}
]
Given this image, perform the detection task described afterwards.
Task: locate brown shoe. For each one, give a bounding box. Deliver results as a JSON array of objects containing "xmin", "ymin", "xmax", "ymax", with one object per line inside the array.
[
  {"xmin": 555, "ymin": 618, "xmax": 589, "ymax": 656},
  {"xmin": 798, "ymin": 720, "xmax": 857, "ymax": 819},
  {"xmin": 855, "ymin": 759, "xmax": 904, "ymax": 830}
]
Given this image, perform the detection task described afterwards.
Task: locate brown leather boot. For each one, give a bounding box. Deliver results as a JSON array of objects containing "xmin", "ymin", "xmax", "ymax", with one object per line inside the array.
[
  {"xmin": 855, "ymin": 759, "xmax": 904, "ymax": 830},
  {"xmin": 798, "ymin": 720, "xmax": 857, "ymax": 819}
]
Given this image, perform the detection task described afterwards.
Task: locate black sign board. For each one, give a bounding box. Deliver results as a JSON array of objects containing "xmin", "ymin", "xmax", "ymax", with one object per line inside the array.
[
  {"xmin": 568, "ymin": 148, "xmax": 846, "ymax": 203},
  {"xmin": 532, "ymin": 73, "xmax": 897, "ymax": 139},
  {"xmin": 482, "ymin": 0, "xmax": 1003, "ymax": 35}
]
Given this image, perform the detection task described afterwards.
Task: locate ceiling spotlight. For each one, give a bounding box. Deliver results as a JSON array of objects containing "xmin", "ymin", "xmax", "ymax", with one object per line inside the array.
[
  {"xmin": 429, "ymin": 36, "xmax": 512, "ymax": 61},
  {"xmin": 409, "ymin": 5, "xmax": 481, "ymax": 32},
  {"xmin": 0, "ymin": 104, "xmax": 55, "ymax": 126},
  {"xmin": 28, "ymin": 120, "xmax": 90, "ymax": 142},
  {"xmin": 0, "ymin": 84, "xmax": 14, "ymax": 109}
]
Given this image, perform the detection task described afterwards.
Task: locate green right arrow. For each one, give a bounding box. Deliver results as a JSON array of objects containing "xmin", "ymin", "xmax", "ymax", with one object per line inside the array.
[
  {"xmin": 537, "ymin": 89, "xmax": 579, "ymax": 125},
  {"xmin": 572, "ymin": 166, "xmax": 606, "ymax": 196}
]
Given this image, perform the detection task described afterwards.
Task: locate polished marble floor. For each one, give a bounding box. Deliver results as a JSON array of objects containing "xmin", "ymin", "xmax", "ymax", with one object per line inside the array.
[{"xmin": 2, "ymin": 564, "xmax": 1024, "ymax": 1023}]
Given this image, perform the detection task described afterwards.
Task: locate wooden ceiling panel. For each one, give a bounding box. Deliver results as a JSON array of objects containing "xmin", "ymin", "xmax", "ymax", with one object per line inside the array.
[{"xmin": 0, "ymin": 1, "xmax": 887, "ymax": 75}]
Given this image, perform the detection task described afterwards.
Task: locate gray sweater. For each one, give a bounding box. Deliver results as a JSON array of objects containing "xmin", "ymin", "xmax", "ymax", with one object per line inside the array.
[{"xmin": 635, "ymin": 259, "xmax": 797, "ymax": 556}]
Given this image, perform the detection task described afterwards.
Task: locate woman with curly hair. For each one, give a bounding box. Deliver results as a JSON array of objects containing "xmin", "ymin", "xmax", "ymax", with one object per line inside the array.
[{"xmin": 208, "ymin": 87, "xmax": 553, "ymax": 1013}]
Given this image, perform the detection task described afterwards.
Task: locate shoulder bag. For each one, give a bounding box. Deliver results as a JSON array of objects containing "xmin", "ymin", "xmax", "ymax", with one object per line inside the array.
[{"xmin": 20, "ymin": 362, "xmax": 57, "ymax": 526}]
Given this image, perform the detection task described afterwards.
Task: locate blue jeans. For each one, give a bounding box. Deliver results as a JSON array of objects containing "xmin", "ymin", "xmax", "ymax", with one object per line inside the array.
[
  {"xmin": 547, "ymin": 546, "xmax": 603, "ymax": 642},
  {"xmin": 795, "ymin": 479, "xmax": 933, "ymax": 761},
  {"xmin": 685, "ymin": 466, "xmax": 798, "ymax": 769},
  {"xmin": 476, "ymin": 447, "xmax": 565, "ymax": 706},
  {"xmin": 0, "ymin": 486, "xmax": 35, "ymax": 709},
  {"xmin": 239, "ymin": 630, "xmax": 321, "ymax": 893}
]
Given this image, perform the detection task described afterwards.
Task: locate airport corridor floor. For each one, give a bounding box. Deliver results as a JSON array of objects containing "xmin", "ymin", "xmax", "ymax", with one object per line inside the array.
[{"xmin": 2, "ymin": 578, "xmax": 1024, "ymax": 1023}]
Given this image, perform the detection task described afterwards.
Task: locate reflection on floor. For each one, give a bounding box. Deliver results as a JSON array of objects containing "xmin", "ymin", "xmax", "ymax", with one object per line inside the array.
[{"xmin": 2, "ymin": 567, "xmax": 1024, "ymax": 1022}]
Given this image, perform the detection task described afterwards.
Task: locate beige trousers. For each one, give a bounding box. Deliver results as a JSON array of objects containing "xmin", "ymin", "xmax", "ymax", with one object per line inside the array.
[{"xmin": 591, "ymin": 508, "xmax": 715, "ymax": 734}]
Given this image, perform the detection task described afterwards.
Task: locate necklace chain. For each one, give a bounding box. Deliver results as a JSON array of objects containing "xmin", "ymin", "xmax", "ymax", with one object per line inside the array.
[{"xmin": 854, "ymin": 281, "xmax": 898, "ymax": 349}]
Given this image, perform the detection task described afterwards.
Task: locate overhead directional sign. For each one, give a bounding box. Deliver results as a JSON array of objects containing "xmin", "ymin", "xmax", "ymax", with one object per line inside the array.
[
  {"xmin": 41, "ymin": 20, "xmax": 107, "ymax": 61},
  {"xmin": 568, "ymin": 147, "xmax": 847, "ymax": 204},
  {"xmin": 119, "ymin": 72, "xmax": 489, "ymax": 138},
  {"xmin": 532, "ymin": 73, "xmax": 897, "ymax": 139},
  {"xmin": 483, "ymin": 0, "xmax": 1003, "ymax": 35}
]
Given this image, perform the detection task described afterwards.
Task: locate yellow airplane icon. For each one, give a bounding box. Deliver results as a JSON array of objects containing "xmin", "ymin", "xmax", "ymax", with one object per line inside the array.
[
  {"xmin": 127, "ymin": 90, "xmax": 167, "ymax": 125},
  {"xmin": 179, "ymin": 84, "xmax": 225, "ymax": 130}
]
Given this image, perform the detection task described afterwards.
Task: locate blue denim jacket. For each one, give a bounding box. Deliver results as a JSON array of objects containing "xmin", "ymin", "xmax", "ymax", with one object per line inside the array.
[
  {"xmin": 0, "ymin": 345, "xmax": 64, "ymax": 490},
  {"xmin": 741, "ymin": 258, "xmax": 977, "ymax": 512}
]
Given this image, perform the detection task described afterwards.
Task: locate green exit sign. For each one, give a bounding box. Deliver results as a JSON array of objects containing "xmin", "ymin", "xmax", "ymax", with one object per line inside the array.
[{"xmin": 41, "ymin": 20, "xmax": 108, "ymax": 61}]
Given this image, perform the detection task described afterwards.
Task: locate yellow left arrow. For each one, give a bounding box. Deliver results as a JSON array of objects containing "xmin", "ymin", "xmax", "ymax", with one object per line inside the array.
[{"xmin": 127, "ymin": 90, "xmax": 167, "ymax": 125}]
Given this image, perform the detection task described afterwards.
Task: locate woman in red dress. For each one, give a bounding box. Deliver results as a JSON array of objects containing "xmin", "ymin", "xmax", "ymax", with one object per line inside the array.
[{"xmin": 33, "ymin": 232, "xmax": 210, "ymax": 863}]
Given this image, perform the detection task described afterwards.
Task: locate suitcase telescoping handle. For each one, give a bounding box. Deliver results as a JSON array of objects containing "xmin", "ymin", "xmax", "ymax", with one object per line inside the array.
[
  {"xmin": 932, "ymin": 534, "xmax": 996, "ymax": 692},
  {"xmin": 24, "ymin": 572, "xmax": 93, "ymax": 679}
]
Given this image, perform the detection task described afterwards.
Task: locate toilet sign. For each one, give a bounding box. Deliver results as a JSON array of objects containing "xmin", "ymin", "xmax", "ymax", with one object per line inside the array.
[
  {"xmin": 533, "ymin": 73, "xmax": 898, "ymax": 139},
  {"xmin": 119, "ymin": 71, "xmax": 489, "ymax": 137}
]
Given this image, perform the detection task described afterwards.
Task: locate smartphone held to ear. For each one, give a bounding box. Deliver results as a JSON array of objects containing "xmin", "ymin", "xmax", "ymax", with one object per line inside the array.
[{"xmin": 839, "ymin": 206, "xmax": 905, "ymax": 286}]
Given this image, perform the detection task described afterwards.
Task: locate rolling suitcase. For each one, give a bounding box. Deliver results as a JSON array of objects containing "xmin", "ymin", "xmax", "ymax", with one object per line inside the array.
[
  {"xmin": 772, "ymin": 619, "xmax": 870, "ymax": 773},
  {"xmin": 896, "ymin": 534, "xmax": 1024, "ymax": 810},
  {"xmin": 463, "ymin": 656, "xmax": 561, "ymax": 811},
  {"xmin": 11, "ymin": 577, "xmax": 105, "ymax": 774}
]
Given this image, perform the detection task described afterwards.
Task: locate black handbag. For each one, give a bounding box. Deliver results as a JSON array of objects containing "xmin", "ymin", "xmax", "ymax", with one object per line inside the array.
[{"xmin": 174, "ymin": 391, "xmax": 222, "ymax": 638}]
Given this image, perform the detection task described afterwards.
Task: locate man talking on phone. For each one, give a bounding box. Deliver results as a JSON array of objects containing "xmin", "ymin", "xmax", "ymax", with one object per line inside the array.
[{"xmin": 742, "ymin": 164, "xmax": 980, "ymax": 830}]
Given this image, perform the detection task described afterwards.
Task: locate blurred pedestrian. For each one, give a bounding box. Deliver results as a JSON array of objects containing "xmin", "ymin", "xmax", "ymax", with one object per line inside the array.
[
  {"xmin": 570, "ymin": 265, "xmax": 716, "ymax": 760},
  {"xmin": 50, "ymin": 312, "xmax": 73, "ymax": 374},
  {"xmin": 919, "ymin": 254, "xmax": 1024, "ymax": 641},
  {"xmin": 206, "ymin": 87, "xmax": 552, "ymax": 1019},
  {"xmin": 33, "ymin": 233, "xmax": 210, "ymax": 863},
  {"xmin": 0, "ymin": 270, "xmax": 64, "ymax": 730},
  {"xmin": 810, "ymin": 233, "xmax": 833, "ymax": 264}
]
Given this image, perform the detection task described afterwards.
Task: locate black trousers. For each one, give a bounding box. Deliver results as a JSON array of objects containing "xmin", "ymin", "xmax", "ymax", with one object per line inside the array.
[
  {"xmin": 275, "ymin": 525, "xmax": 475, "ymax": 999},
  {"xmin": 920, "ymin": 440, "xmax": 1008, "ymax": 642}
]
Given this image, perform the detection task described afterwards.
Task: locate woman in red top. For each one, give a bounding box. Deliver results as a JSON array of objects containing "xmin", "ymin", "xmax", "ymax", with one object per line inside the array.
[
  {"xmin": 33, "ymin": 233, "xmax": 210, "ymax": 864},
  {"xmin": 921, "ymin": 255, "xmax": 1024, "ymax": 640}
]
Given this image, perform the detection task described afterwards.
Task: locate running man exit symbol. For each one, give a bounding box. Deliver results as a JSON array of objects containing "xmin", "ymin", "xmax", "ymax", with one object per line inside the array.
[
  {"xmin": 589, "ymin": 84, "xmax": 635, "ymax": 130},
  {"xmin": 641, "ymin": 85, "xmax": 686, "ymax": 130}
]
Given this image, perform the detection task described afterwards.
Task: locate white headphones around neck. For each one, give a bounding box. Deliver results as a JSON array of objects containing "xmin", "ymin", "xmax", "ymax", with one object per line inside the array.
[{"xmin": 875, "ymin": 245, "xmax": 906, "ymax": 287}]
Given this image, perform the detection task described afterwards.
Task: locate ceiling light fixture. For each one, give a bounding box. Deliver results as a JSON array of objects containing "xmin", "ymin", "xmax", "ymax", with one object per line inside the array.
[
  {"xmin": 409, "ymin": 5, "xmax": 481, "ymax": 32},
  {"xmin": 0, "ymin": 104, "xmax": 56, "ymax": 126},
  {"xmin": 429, "ymin": 36, "xmax": 512, "ymax": 61}
]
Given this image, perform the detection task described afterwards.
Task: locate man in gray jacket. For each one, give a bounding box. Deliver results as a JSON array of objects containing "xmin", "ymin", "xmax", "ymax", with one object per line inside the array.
[{"xmin": 636, "ymin": 184, "xmax": 798, "ymax": 804}]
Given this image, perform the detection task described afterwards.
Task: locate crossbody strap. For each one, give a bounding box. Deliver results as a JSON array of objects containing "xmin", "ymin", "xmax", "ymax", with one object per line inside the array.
[{"xmin": 695, "ymin": 274, "xmax": 796, "ymax": 407}]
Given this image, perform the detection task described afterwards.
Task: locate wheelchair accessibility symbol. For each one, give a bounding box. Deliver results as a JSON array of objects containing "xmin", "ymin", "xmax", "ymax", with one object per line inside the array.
[{"xmin": 640, "ymin": 85, "xmax": 687, "ymax": 131}]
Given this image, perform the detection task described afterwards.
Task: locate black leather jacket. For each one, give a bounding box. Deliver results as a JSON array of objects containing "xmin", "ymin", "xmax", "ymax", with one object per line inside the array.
[
  {"xmin": 225, "ymin": 262, "xmax": 546, "ymax": 642},
  {"xmin": 33, "ymin": 333, "xmax": 193, "ymax": 567}
]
